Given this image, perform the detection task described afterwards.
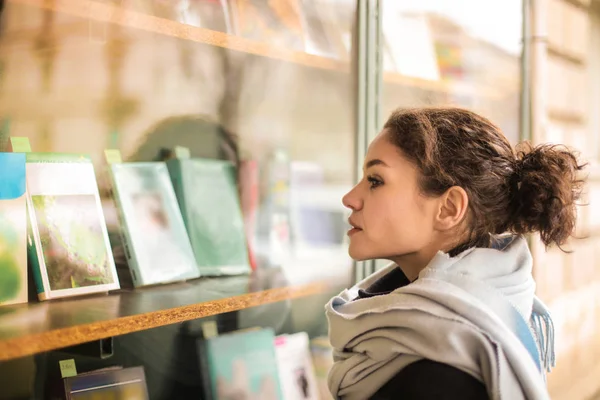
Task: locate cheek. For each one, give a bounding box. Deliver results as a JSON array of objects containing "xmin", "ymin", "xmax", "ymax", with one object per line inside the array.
[
  {"xmin": 348, "ymin": 192, "xmax": 431, "ymax": 260},
  {"xmin": 366, "ymin": 193, "xmax": 431, "ymax": 243}
]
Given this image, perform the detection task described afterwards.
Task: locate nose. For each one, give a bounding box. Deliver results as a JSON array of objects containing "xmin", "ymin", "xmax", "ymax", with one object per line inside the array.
[{"xmin": 342, "ymin": 184, "xmax": 362, "ymax": 211}]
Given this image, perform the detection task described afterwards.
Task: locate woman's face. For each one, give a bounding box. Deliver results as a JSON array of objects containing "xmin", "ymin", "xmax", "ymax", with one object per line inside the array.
[{"xmin": 342, "ymin": 131, "xmax": 441, "ymax": 266}]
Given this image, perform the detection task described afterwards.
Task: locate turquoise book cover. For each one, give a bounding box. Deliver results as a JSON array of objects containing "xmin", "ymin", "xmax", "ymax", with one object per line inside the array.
[
  {"xmin": 202, "ymin": 328, "xmax": 283, "ymax": 400},
  {"xmin": 0, "ymin": 153, "xmax": 27, "ymax": 306},
  {"xmin": 109, "ymin": 162, "xmax": 200, "ymax": 286},
  {"xmin": 166, "ymin": 158, "xmax": 250, "ymax": 276},
  {"xmin": 26, "ymin": 153, "xmax": 120, "ymax": 300}
]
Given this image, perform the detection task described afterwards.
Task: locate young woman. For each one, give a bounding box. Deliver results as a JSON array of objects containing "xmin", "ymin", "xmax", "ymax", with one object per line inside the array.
[{"xmin": 326, "ymin": 108, "xmax": 585, "ymax": 400}]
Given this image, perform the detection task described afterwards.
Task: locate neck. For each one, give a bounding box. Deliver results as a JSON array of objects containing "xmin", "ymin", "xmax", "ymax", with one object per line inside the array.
[
  {"xmin": 389, "ymin": 251, "xmax": 437, "ymax": 281},
  {"xmin": 388, "ymin": 236, "xmax": 460, "ymax": 281}
]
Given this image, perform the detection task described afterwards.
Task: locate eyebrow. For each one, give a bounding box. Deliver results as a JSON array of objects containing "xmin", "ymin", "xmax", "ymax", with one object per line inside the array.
[{"xmin": 365, "ymin": 159, "xmax": 388, "ymax": 169}]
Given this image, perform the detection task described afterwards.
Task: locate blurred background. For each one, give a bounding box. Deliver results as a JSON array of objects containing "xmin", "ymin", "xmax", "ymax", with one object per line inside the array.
[{"xmin": 0, "ymin": 0, "xmax": 598, "ymax": 399}]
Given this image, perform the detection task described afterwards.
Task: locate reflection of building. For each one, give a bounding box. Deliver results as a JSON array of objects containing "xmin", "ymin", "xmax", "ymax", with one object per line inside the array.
[
  {"xmin": 382, "ymin": 11, "xmax": 521, "ymax": 143},
  {"xmin": 425, "ymin": 13, "xmax": 521, "ymax": 143}
]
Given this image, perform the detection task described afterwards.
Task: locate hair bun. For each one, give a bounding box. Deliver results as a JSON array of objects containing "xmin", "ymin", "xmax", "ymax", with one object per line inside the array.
[{"xmin": 508, "ymin": 143, "xmax": 586, "ymax": 247}]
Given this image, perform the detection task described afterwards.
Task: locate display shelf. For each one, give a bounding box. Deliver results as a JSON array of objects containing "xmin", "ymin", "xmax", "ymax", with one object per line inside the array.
[
  {"xmin": 6, "ymin": 0, "xmax": 497, "ymax": 98},
  {"xmin": 0, "ymin": 271, "xmax": 339, "ymax": 361},
  {"xmin": 9, "ymin": 0, "xmax": 346, "ymax": 72}
]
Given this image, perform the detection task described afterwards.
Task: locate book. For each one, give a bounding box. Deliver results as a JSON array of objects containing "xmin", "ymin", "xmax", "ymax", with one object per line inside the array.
[
  {"xmin": 275, "ymin": 332, "xmax": 319, "ymax": 400},
  {"xmin": 63, "ymin": 366, "xmax": 149, "ymax": 400},
  {"xmin": 309, "ymin": 337, "xmax": 334, "ymax": 400},
  {"xmin": 26, "ymin": 153, "xmax": 119, "ymax": 300},
  {"xmin": 229, "ymin": 0, "xmax": 306, "ymax": 52},
  {"xmin": 199, "ymin": 328, "xmax": 283, "ymax": 400},
  {"xmin": 310, "ymin": 1, "xmax": 353, "ymax": 61},
  {"xmin": 238, "ymin": 159, "xmax": 259, "ymax": 270},
  {"xmin": 256, "ymin": 149, "xmax": 292, "ymax": 268},
  {"xmin": 166, "ymin": 157, "xmax": 250, "ymax": 276},
  {"xmin": 108, "ymin": 162, "xmax": 200, "ymax": 287},
  {"xmin": 289, "ymin": 161, "xmax": 341, "ymax": 247},
  {"xmin": 0, "ymin": 152, "xmax": 27, "ymax": 306},
  {"xmin": 299, "ymin": 0, "xmax": 339, "ymax": 59},
  {"xmin": 178, "ymin": 0, "xmax": 236, "ymax": 34}
]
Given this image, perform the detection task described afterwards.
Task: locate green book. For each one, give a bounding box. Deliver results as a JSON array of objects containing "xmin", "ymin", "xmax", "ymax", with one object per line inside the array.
[
  {"xmin": 26, "ymin": 153, "xmax": 120, "ymax": 300},
  {"xmin": 108, "ymin": 162, "xmax": 200, "ymax": 286},
  {"xmin": 198, "ymin": 328, "xmax": 283, "ymax": 400},
  {"xmin": 166, "ymin": 158, "xmax": 250, "ymax": 276},
  {"xmin": 0, "ymin": 153, "xmax": 27, "ymax": 306}
]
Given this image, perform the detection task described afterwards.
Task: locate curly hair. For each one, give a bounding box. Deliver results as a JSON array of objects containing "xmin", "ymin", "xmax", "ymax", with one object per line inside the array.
[{"xmin": 383, "ymin": 107, "xmax": 586, "ymax": 254}]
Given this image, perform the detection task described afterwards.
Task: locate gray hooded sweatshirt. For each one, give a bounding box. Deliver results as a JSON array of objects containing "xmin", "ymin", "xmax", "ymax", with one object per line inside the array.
[{"xmin": 326, "ymin": 236, "xmax": 554, "ymax": 400}]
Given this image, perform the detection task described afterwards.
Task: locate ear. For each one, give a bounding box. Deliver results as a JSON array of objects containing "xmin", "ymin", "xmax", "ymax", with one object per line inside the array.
[{"xmin": 434, "ymin": 186, "xmax": 469, "ymax": 231}]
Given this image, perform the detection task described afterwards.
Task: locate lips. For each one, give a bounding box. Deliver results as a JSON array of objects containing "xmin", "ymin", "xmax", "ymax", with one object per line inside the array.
[{"xmin": 347, "ymin": 217, "xmax": 362, "ymax": 236}]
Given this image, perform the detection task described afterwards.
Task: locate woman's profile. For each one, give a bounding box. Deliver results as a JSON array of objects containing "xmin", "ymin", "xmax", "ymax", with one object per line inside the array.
[{"xmin": 327, "ymin": 107, "xmax": 585, "ymax": 400}]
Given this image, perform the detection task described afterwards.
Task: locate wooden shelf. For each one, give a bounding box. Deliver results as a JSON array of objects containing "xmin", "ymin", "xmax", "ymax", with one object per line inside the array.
[
  {"xmin": 10, "ymin": 0, "xmax": 347, "ymax": 72},
  {"xmin": 7, "ymin": 0, "xmax": 501, "ymax": 99},
  {"xmin": 0, "ymin": 271, "xmax": 339, "ymax": 361}
]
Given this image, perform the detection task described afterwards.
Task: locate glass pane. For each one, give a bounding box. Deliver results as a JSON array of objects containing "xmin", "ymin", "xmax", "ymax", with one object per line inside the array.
[
  {"xmin": 0, "ymin": 0, "xmax": 355, "ymax": 284},
  {"xmin": 0, "ymin": 0, "xmax": 357, "ymax": 396},
  {"xmin": 380, "ymin": 0, "xmax": 523, "ymax": 143}
]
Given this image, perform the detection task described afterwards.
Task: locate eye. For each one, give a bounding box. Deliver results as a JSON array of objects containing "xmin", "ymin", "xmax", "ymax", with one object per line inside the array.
[{"xmin": 367, "ymin": 176, "xmax": 383, "ymax": 189}]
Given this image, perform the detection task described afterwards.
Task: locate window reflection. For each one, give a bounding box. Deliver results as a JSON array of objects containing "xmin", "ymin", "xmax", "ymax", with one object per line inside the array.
[{"xmin": 382, "ymin": 0, "xmax": 523, "ymax": 143}]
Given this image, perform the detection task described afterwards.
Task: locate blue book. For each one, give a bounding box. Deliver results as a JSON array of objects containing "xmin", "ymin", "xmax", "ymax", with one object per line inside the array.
[{"xmin": 0, "ymin": 152, "xmax": 27, "ymax": 305}]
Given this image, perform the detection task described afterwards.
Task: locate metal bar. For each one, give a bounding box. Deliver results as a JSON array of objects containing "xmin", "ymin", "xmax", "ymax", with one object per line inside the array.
[
  {"xmin": 365, "ymin": 0, "xmax": 383, "ymax": 277},
  {"xmin": 352, "ymin": 0, "xmax": 384, "ymax": 282},
  {"xmin": 352, "ymin": 0, "xmax": 369, "ymax": 283},
  {"xmin": 520, "ymin": 0, "xmax": 532, "ymax": 143}
]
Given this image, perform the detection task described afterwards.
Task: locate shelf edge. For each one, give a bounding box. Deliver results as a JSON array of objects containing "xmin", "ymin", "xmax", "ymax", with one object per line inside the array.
[
  {"xmin": 0, "ymin": 281, "xmax": 331, "ymax": 361},
  {"xmin": 9, "ymin": 0, "xmax": 348, "ymax": 72}
]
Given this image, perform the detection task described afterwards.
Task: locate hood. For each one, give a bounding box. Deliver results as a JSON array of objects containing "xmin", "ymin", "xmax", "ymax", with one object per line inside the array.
[
  {"xmin": 421, "ymin": 235, "xmax": 536, "ymax": 321},
  {"xmin": 326, "ymin": 235, "xmax": 553, "ymax": 400}
]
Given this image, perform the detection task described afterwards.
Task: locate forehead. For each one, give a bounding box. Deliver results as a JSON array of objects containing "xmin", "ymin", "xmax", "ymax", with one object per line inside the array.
[{"xmin": 365, "ymin": 132, "xmax": 400, "ymax": 162}]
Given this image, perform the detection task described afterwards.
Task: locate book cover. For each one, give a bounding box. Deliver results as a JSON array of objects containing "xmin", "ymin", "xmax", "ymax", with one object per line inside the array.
[
  {"xmin": 229, "ymin": 0, "xmax": 306, "ymax": 52},
  {"xmin": 256, "ymin": 149, "xmax": 292, "ymax": 268},
  {"xmin": 63, "ymin": 366, "xmax": 149, "ymax": 400},
  {"xmin": 200, "ymin": 328, "xmax": 283, "ymax": 400},
  {"xmin": 307, "ymin": 1, "xmax": 352, "ymax": 61},
  {"xmin": 309, "ymin": 337, "xmax": 334, "ymax": 400},
  {"xmin": 300, "ymin": 0, "xmax": 343, "ymax": 59},
  {"xmin": 166, "ymin": 158, "xmax": 250, "ymax": 276},
  {"xmin": 109, "ymin": 162, "xmax": 200, "ymax": 286},
  {"xmin": 26, "ymin": 153, "xmax": 119, "ymax": 300},
  {"xmin": 0, "ymin": 152, "xmax": 27, "ymax": 306},
  {"xmin": 238, "ymin": 159, "xmax": 259, "ymax": 270},
  {"xmin": 176, "ymin": 0, "xmax": 236, "ymax": 34},
  {"xmin": 275, "ymin": 332, "xmax": 319, "ymax": 400}
]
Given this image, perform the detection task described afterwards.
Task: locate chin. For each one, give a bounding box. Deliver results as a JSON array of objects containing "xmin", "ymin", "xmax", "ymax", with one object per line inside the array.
[{"xmin": 347, "ymin": 246, "xmax": 373, "ymax": 262}]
